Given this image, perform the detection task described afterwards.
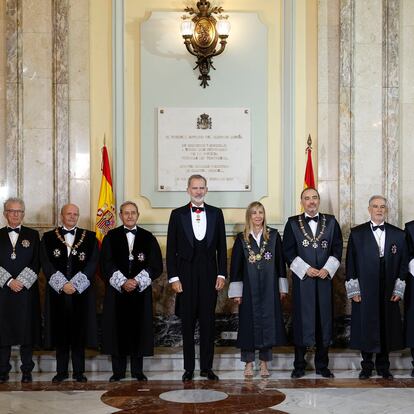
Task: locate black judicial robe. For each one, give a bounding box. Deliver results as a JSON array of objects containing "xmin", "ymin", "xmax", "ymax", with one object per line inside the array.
[
  {"xmin": 346, "ymin": 222, "xmax": 407, "ymax": 352},
  {"xmin": 230, "ymin": 229, "xmax": 287, "ymax": 349},
  {"xmin": 101, "ymin": 226, "xmax": 163, "ymax": 356},
  {"xmin": 403, "ymin": 221, "xmax": 414, "ymax": 347},
  {"xmin": 283, "ymin": 214, "xmax": 343, "ymax": 347},
  {"xmin": 166, "ymin": 203, "xmax": 227, "ymax": 318},
  {"xmin": 0, "ymin": 226, "xmax": 41, "ymax": 347},
  {"xmin": 41, "ymin": 228, "xmax": 98, "ymax": 349}
]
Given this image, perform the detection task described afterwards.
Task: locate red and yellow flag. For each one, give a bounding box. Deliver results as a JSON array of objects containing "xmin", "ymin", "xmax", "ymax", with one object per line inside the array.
[
  {"xmin": 304, "ymin": 135, "xmax": 315, "ymax": 189},
  {"xmin": 95, "ymin": 145, "xmax": 116, "ymax": 245}
]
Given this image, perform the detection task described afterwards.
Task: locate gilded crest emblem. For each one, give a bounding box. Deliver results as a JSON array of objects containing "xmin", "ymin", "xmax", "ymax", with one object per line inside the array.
[
  {"xmin": 302, "ymin": 239, "xmax": 310, "ymax": 247},
  {"xmin": 391, "ymin": 244, "xmax": 397, "ymax": 255},
  {"xmin": 264, "ymin": 252, "xmax": 272, "ymax": 261},
  {"xmin": 78, "ymin": 252, "xmax": 86, "ymax": 261},
  {"xmin": 321, "ymin": 240, "xmax": 328, "ymax": 249},
  {"xmin": 21, "ymin": 239, "xmax": 30, "ymax": 248}
]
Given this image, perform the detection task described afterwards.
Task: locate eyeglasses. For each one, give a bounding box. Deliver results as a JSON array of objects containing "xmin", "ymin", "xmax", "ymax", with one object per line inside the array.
[{"xmin": 5, "ymin": 209, "xmax": 24, "ymax": 214}]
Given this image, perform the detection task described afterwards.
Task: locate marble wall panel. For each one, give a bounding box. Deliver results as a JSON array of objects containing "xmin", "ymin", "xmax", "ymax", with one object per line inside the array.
[
  {"xmin": 22, "ymin": 128, "xmax": 54, "ymax": 224},
  {"xmin": 69, "ymin": 178, "xmax": 91, "ymax": 229},
  {"xmin": 400, "ymin": 0, "xmax": 414, "ymax": 224},
  {"xmin": 21, "ymin": 0, "xmax": 51, "ymax": 33},
  {"xmin": 22, "ymin": 32, "xmax": 52, "ymax": 79},
  {"xmin": 23, "ymin": 78, "xmax": 53, "ymax": 128},
  {"xmin": 0, "ymin": 1, "xmax": 5, "ymax": 200}
]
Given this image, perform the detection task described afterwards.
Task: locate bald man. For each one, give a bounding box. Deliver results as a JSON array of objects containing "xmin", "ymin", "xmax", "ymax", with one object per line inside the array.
[{"xmin": 40, "ymin": 204, "xmax": 98, "ymax": 383}]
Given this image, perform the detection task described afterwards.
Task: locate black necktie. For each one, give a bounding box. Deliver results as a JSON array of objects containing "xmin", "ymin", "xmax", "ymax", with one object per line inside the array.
[
  {"xmin": 305, "ymin": 216, "xmax": 318, "ymax": 223},
  {"xmin": 7, "ymin": 227, "xmax": 20, "ymax": 233},
  {"xmin": 191, "ymin": 206, "xmax": 205, "ymax": 212},
  {"xmin": 372, "ymin": 224, "xmax": 385, "ymax": 231},
  {"xmin": 124, "ymin": 228, "xmax": 137, "ymax": 235},
  {"xmin": 61, "ymin": 228, "xmax": 75, "ymax": 236}
]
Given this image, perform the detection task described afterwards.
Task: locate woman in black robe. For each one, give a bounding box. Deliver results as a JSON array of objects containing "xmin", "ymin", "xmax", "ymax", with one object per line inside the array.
[{"xmin": 228, "ymin": 202, "xmax": 287, "ymax": 378}]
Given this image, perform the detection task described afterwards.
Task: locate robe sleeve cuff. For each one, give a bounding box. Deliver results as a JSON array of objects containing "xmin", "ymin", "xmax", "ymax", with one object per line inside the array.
[
  {"xmin": 70, "ymin": 272, "xmax": 90, "ymax": 294},
  {"xmin": 49, "ymin": 271, "xmax": 69, "ymax": 293},
  {"xmin": 345, "ymin": 278, "xmax": 360, "ymax": 299},
  {"xmin": 134, "ymin": 269, "xmax": 152, "ymax": 292},
  {"xmin": 322, "ymin": 256, "xmax": 341, "ymax": 279},
  {"xmin": 0, "ymin": 266, "xmax": 12, "ymax": 288},
  {"xmin": 279, "ymin": 277, "xmax": 289, "ymax": 293},
  {"xmin": 16, "ymin": 267, "xmax": 38, "ymax": 289},
  {"xmin": 168, "ymin": 276, "xmax": 180, "ymax": 283},
  {"xmin": 409, "ymin": 259, "xmax": 414, "ymax": 277},
  {"xmin": 228, "ymin": 281, "xmax": 243, "ymax": 298},
  {"xmin": 110, "ymin": 271, "xmax": 127, "ymax": 292},
  {"xmin": 290, "ymin": 256, "xmax": 310, "ymax": 280},
  {"xmin": 393, "ymin": 278, "xmax": 406, "ymax": 298}
]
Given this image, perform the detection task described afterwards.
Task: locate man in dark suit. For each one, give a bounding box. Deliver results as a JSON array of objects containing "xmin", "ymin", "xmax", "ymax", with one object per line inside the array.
[
  {"xmin": 346, "ymin": 195, "xmax": 407, "ymax": 379},
  {"xmin": 0, "ymin": 198, "xmax": 41, "ymax": 383},
  {"xmin": 167, "ymin": 174, "xmax": 227, "ymax": 381},
  {"xmin": 283, "ymin": 187, "xmax": 343, "ymax": 379},
  {"xmin": 101, "ymin": 201, "xmax": 162, "ymax": 382},
  {"xmin": 41, "ymin": 203, "xmax": 98, "ymax": 383}
]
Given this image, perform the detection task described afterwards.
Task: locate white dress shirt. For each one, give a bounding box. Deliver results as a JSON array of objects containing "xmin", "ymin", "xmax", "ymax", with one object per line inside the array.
[
  {"xmin": 62, "ymin": 226, "xmax": 76, "ymax": 256},
  {"xmin": 191, "ymin": 203, "xmax": 207, "ymax": 240},
  {"xmin": 370, "ymin": 221, "xmax": 385, "ymax": 257}
]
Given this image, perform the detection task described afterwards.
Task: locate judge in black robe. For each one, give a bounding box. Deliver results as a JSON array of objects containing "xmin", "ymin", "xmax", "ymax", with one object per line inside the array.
[
  {"xmin": 405, "ymin": 220, "xmax": 414, "ymax": 376},
  {"xmin": 166, "ymin": 175, "xmax": 227, "ymax": 381},
  {"xmin": 101, "ymin": 201, "xmax": 162, "ymax": 382},
  {"xmin": 283, "ymin": 188, "xmax": 343, "ymax": 378},
  {"xmin": 346, "ymin": 195, "xmax": 407, "ymax": 379},
  {"xmin": 41, "ymin": 204, "xmax": 98, "ymax": 383},
  {"xmin": 0, "ymin": 198, "xmax": 41, "ymax": 383},
  {"xmin": 228, "ymin": 202, "xmax": 287, "ymax": 378}
]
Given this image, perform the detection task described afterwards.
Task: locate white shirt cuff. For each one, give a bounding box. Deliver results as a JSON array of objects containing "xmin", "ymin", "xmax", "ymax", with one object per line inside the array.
[
  {"xmin": 70, "ymin": 272, "xmax": 90, "ymax": 294},
  {"xmin": 16, "ymin": 267, "xmax": 38, "ymax": 289},
  {"xmin": 409, "ymin": 259, "xmax": 414, "ymax": 277},
  {"xmin": 279, "ymin": 277, "xmax": 289, "ymax": 293},
  {"xmin": 110, "ymin": 271, "xmax": 127, "ymax": 292},
  {"xmin": 134, "ymin": 269, "xmax": 152, "ymax": 292},
  {"xmin": 322, "ymin": 256, "xmax": 341, "ymax": 279},
  {"xmin": 49, "ymin": 271, "xmax": 69, "ymax": 293},
  {"xmin": 168, "ymin": 276, "xmax": 180, "ymax": 283},
  {"xmin": 290, "ymin": 256, "xmax": 310, "ymax": 280},
  {"xmin": 393, "ymin": 278, "xmax": 406, "ymax": 298},
  {"xmin": 217, "ymin": 275, "xmax": 225, "ymax": 279},
  {"xmin": 228, "ymin": 281, "xmax": 243, "ymax": 298},
  {"xmin": 345, "ymin": 278, "xmax": 361, "ymax": 299}
]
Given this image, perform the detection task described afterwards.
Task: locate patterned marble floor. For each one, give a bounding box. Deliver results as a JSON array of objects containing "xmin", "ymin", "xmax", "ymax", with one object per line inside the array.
[{"xmin": 1, "ymin": 370, "xmax": 414, "ymax": 413}]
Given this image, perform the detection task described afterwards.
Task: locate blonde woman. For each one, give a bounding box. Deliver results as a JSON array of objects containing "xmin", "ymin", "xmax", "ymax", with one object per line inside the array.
[{"xmin": 228, "ymin": 202, "xmax": 288, "ymax": 378}]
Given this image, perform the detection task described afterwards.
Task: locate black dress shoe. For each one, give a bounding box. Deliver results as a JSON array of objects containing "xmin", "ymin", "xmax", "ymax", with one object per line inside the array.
[
  {"xmin": 377, "ymin": 369, "xmax": 393, "ymax": 379},
  {"xmin": 291, "ymin": 368, "xmax": 305, "ymax": 378},
  {"xmin": 21, "ymin": 373, "xmax": 32, "ymax": 383},
  {"xmin": 73, "ymin": 374, "xmax": 87, "ymax": 382},
  {"xmin": 316, "ymin": 368, "xmax": 334, "ymax": 378},
  {"xmin": 132, "ymin": 371, "xmax": 148, "ymax": 381},
  {"xmin": 0, "ymin": 374, "xmax": 9, "ymax": 384},
  {"xmin": 52, "ymin": 373, "xmax": 69, "ymax": 383},
  {"xmin": 200, "ymin": 369, "xmax": 219, "ymax": 380},
  {"xmin": 359, "ymin": 369, "xmax": 372, "ymax": 379},
  {"xmin": 109, "ymin": 374, "xmax": 125, "ymax": 382},
  {"xmin": 182, "ymin": 370, "xmax": 194, "ymax": 382}
]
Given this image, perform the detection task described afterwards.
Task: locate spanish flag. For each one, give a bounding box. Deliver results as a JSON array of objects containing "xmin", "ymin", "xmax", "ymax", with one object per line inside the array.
[
  {"xmin": 95, "ymin": 145, "xmax": 116, "ymax": 245},
  {"xmin": 304, "ymin": 135, "xmax": 315, "ymax": 189}
]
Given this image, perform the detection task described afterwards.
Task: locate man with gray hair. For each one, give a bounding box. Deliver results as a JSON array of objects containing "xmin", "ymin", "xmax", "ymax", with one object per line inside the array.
[
  {"xmin": 0, "ymin": 197, "xmax": 41, "ymax": 383},
  {"xmin": 346, "ymin": 195, "xmax": 407, "ymax": 379}
]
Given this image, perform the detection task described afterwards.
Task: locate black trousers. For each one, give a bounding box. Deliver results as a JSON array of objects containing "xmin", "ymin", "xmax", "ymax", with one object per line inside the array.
[
  {"xmin": 361, "ymin": 258, "xmax": 389, "ymax": 371},
  {"xmin": 294, "ymin": 280, "xmax": 330, "ymax": 371},
  {"xmin": 56, "ymin": 344, "xmax": 85, "ymax": 375},
  {"xmin": 0, "ymin": 345, "xmax": 34, "ymax": 375},
  {"xmin": 181, "ymin": 238, "xmax": 216, "ymax": 372},
  {"xmin": 111, "ymin": 354, "xmax": 143, "ymax": 376}
]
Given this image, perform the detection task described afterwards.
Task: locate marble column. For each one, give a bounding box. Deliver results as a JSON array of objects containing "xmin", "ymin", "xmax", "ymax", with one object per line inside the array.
[{"xmin": 0, "ymin": 0, "xmax": 90, "ymax": 229}]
